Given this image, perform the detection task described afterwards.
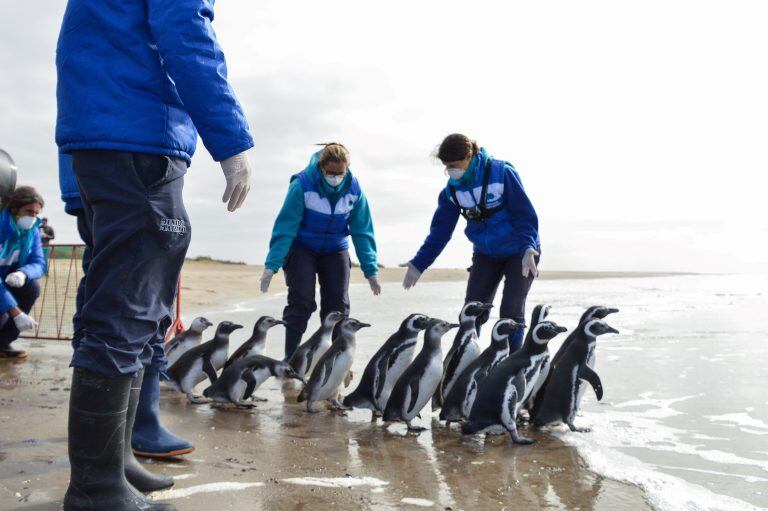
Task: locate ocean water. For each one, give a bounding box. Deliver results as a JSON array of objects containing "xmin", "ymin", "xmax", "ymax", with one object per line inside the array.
[{"xmin": 194, "ymin": 273, "xmax": 768, "ymax": 510}]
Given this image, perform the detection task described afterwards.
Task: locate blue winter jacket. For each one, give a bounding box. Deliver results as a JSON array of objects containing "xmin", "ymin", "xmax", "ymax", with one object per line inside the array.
[
  {"xmin": 55, "ymin": 0, "xmax": 253, "ymax": 163},
  {"xmin": 265, "ymin": 152, "xmax": 379, "ymax": 277},
  {"xmin": 0, "ymin": 211, "xmax": 46, "ymax": 312},
  {"xmin": 410, "ymin": 148, "xmax": 540, "ymax": 272},
  {"xmin": 58, "ymin": 153, "xmax": 82, "ymax": 214}
]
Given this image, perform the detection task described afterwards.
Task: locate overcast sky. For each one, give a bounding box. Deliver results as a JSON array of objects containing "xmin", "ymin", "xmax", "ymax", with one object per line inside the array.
[{"xmin": 1, "ymin": 1, "xmax": 766, "ymax": 273}]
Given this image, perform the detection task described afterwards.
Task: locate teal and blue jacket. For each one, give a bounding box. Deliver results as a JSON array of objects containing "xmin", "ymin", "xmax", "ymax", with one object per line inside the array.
[
  {"xmin": 0, "ymin": 210, "xmax": 46, "ymax": 312},
  {"xmin": 410, "ymin": 148, "xmax": 539, "ymax": 272},
  {"xmin": 56, "ymin": 0, "xmax": 253, "ymax": 163},
  {"xmin": 265, "ymin": 152, "xmax": 378, "ymax": 277}
]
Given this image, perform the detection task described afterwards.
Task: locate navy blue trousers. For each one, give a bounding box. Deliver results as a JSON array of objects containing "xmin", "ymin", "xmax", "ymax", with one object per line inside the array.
[
  {"xmin": 282, "ymin": 244, "xmax": 350, "ymax": 358},
  {"xmin": 464, "ymin": 250, "xmax": 540, "ymax": 351},
  {"xmin": 70, "ymin": 150, "xmax": 190, "ymax": 377},
  {"xmin": 0, "ymin": 279, "xmax": 41, "ymax": 348}
]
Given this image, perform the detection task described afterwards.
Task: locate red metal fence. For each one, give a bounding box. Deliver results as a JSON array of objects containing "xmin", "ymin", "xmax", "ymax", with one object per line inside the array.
[{"xmin": 20, "ymin": 244, "xmax": 183, "ymax": 341}]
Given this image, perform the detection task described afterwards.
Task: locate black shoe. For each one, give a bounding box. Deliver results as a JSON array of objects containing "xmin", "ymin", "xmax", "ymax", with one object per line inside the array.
[
  {"xmin": 63, "ymin": 367, "xmax": 175, "ymax": 511},
  {"xmin": 125, "ymin": 369, "xmax": 175, "ymax": 492},
  {"xmin": 0, "ymin": 347, "xmax": 27, "ymax": 359}
]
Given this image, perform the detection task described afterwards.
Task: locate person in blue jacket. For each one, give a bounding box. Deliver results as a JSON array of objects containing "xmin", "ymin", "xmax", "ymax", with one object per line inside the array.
[
  {"xmin": 260, "ymin": 143, "xmax": 380, "ymax": 359},
  {"xmin": 402, "ymin": 134, "xmax": 541, "ymax": 352},
  {"xmin": 56, "ymin": 1, "xmax": 254, "ymax": 508},
  {"xmin": 0, "ymin": 186, "xmax": 45, "ymax": 360}
]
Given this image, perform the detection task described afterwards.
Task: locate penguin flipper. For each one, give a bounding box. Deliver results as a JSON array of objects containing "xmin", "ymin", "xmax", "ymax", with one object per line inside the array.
[
  {"xmin": 578, "ymin": 365, "xmax": 603, "ymax": 401},
  {"xmin": 241, "ymin": 370, "xmax": 258, "ymax": 400},
  {"xmin": 406, "ymin": 378, "xmax": 421, "ymax": 415},
  {"xmin": 202, "ymin": 356, "xmax": 218, "ymax": 384},
  {"xmin": 320, "ymin": 352, "xmax": 341, "ymax": 388},
  {"xmin": 373, "ymin": 355, "xmax": 389, "ymax": 402}
]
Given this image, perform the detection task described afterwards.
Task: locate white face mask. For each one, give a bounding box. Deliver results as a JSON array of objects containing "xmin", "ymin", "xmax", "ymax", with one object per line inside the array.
[
  {"xmin": 324, "ymin": 174, "xmax": 344, "ymax": 187},
  {"xmin": 446, "ymin": 167, "xmax": 466, "ymax": 181},
  {"xmin": 16, "ymin": 216, "xmax": 36, "ymax": 231}
]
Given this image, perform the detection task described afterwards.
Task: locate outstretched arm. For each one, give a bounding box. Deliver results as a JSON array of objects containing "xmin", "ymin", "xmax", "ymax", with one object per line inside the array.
[{"xmin": 409, "ymin": 191, "xmax": 460, "ymax": 273}]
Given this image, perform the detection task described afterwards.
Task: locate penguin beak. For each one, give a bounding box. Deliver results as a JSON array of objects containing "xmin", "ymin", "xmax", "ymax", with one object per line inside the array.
[
  {"xmin": 232, "ymin": 324, "xmax": 243, "ymax": 330},
  {"xmin": 555, "ymin": 325, "xmax": 568, "ymax": 333},
  {"xmin": 605, "ymin": 325, "xmax": 619, "ymax": 335},
  {"xmin": 274, "ymin": 320, "xmax": 286, "ymax": 326},
  {"xmin": 607, "ymin": 308, "xmax": 620, "ymax": 314},
  {"xmin": 357, "ymin": 323, "xmax": 371, "ymax": 329},
  {"xmin": 481, "ymin": 303, "xmax": 494, "ymax": 310},
  {"xmin": 448, "ymin": 323, "xmax": 460, "ymax": 329}
]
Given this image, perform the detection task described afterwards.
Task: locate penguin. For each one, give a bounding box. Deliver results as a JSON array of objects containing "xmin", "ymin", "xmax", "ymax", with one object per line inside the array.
[
  {"xmin": 532, "ymin": 305, "xmax": 619, "ymax": 415},
  {"xmin": 297, "ymin": 318, "xmax": 370, "ymax": 413},
  {"xmin": 383, "ymin": 319, "xmax": 459, "ymax": 431},
  {"xmin": 461, "ymin": 320, "xmax": 568, "ymax": 444},
  {"xmin": 343, "ymin": 313, "xmax": 431, "ymax": 419},
  {"xmin": 165, "ymin": 317, "xmax": 214, "ymax": 367},
  {"xmin": 288, "ymin": 310, "xmax": 346, "ymax": 379},
  {"xmin": 433, "ymin": 301, "xmax": 492, "ymax": 410},
  {"xmin": 518, "ymin": 304, "xmax": 553, "ymax": 414},
  {"xmin": 203, "ymin": 355, "xmax": 304, "ymax": 407},
  {"xmin": 439, "ymin": 318, "xmax": 524, "ymax": 423},
  {"xmin": 224, "ymin": 316, "xmax": 285, "ymax": 369},
  {"xmin": 533, "ymin": 319, "xmax": 619, "ymax": 432},
  {"xmin": 166, "ymin": 321, "xmax": 243, "ymax": 404}
]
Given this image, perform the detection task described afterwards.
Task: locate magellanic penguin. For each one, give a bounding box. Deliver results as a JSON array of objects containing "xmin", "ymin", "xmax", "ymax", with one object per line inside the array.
[
  {"xmin": 383, "ymin": 319, "xmax": 459, "ymax": 431},
  {"xmin": 203, "ymin": 355, "xmax": 304, "ymax": 407},
  {"xmin": 288, "ymin": 311, "xmax": 346, "ymax": 379},
  {"xmin": 343, "ymin": 313, "xmax": 430, "ymax": 419},
  {"xmin": 439, "ymin": 318, "xmax": 524, "ymax": 423},
  {"xmin": 461, "ymin": 320, "xmax": 567, "ymax": 444},
  {"xmin": 433, "ymin": 301, "xmax": 492, "ymax": 410},
  {"xmin": 297, "ymin": 318, "xmax": 370, "ymax": 413},
  {"xmin": 533, "ymin": 319, "xmax": 618, "ymax": 432},
  {"xmin": 224, "ymin": 316, "xmax": 285, "ymax": 369},
  {"xmin": 532, "ymin": 305, "xmax": 619, "ymax": 415},
  {"xmin": 166, "ymin": 321, "xmax": 243, "ymax": 403},
  {"xmin": 165, "ymin": 317, "xmax": 214, "ymax": 367}
]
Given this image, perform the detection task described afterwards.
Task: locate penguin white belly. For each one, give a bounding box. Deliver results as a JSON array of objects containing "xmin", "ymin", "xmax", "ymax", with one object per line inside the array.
[
  {"xmin": 500, "ymin": 377, "xmax": 523, "ymax": 428},
  {"xmin": 251, "ymin": 368, "xmax": 271, "ymax": 390},
  {"xmin": 377, "ymin": 346, "xmax": 416, "ymax": 409},
  {"xmin": 460, "ymin": 368, "xmax": 482, "ymax": 417},
  {"xmin": 315, "ymin": 350, "xmax": 354, "ymax": 402},
  {"xmin": 521, "ymin": 354, "xmax": 547, "ymax": 404},
  {"xmin": 182, "ymin": 359, "xmax": 204, "ymax": 392},
  {"xmin": 576, "ymin": 344, "xmax": 597, "ymax": 407},
  {"xmin": 445, "ymin": 341, "xmax": 481, "ymax": 396},
  {"xmin": 404, "ymin": 359, "xmax": 443, "ymax": 421},
  {"xmin": 308, "ymin": 339, "xmax": 332, "ymax": 376},
  {"xmin": 528, "ymin": 360, "xmax": 550, "ymax": 406},
  {"xmin": 211, "ymin": 349, "xmax": 228, "ymax": 371}
]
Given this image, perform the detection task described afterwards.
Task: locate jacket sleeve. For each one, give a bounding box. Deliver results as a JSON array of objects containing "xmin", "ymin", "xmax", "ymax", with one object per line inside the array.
[
  {"xmin": 409, "ymin": 190, "xmax": 461, "ymax": 273},
  {"xmin": 18, "ymin": 231, "xmax": 47, "ymax": 281},
  {"xmin": 348, "ymin": 191, "xmax": 378, "ymax": 278},
  {"xmin": 504, "ymin": 165, "xmax": 540, "ymax": 254},
  {"xmin": 147, "ymin": 0, "xmax": 254, "ymax": 162},
  {"xmin": 265, "ymin": 180, "xmax": 304, "ymax": 272},
  {"xmin": 0, "ymin": 283, "xmax": 17, "ymax": 312}
]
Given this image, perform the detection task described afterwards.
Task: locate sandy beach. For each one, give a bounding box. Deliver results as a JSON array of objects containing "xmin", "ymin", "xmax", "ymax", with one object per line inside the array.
[{"xmin": 0, "ymin": 260, "xmax": 669, "ymax": 510}]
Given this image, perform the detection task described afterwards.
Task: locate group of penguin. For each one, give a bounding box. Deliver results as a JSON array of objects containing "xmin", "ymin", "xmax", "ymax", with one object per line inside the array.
[{"xmin": 163, "ymin": 303, "xmax": 619, "ymax": 443}]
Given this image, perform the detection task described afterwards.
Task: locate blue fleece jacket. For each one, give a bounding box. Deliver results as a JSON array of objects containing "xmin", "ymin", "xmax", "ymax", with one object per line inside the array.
[
  {"xmin": 265, "ymin": 154, "xmax": 378, "ymax": 277},
  {"xmin": 410, "ymin": 148, "xmax": 540, "ymax": 272},
  {"xmin": 0, "ymin": 210, "xmax": 46, "ymax": 312}
]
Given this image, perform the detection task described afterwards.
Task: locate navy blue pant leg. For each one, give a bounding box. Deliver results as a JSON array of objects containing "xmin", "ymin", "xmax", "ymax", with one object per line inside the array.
[
  {"xmin": 282, "ymin": 245, "xmax": 318, "ymax": 357},
  {"xmin": 70, "ymin": 208, "xmax": 91, "ymax": 351},
  {"xmin": 317, "ymin": 249, "xmax": 351, "ymax": 339},
  {"xmin": 0, "ymin": 279, "xmax": 41, "ymax": 349},
  {"xmin": 465, "ymin": 251, "xmax": 539, "ymax": 351},
  {"xmin": 71, "ymin": 150, "xmax": 191, "ymax": 377}
]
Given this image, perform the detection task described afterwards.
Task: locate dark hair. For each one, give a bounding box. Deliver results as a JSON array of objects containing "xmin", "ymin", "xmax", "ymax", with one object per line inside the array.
[
  {"xmin": 436, "ymin": 134, "xmax": 479, "ymax": 163},
  {"xmin": 3, "ymin": 185, "xmax": 44, "ymax": 213},
  {"xmin": 316, "ymin": 142, "xmax": 350, "ymax": 169}
]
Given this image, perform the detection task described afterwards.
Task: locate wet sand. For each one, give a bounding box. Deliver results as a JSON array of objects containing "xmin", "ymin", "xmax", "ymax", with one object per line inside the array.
[{"xmin": 1, "ymin": 339, "xmax": 652, "ymax": 510}]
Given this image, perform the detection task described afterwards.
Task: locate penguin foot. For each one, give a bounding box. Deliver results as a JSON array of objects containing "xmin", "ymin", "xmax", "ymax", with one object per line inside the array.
[
  {"xmin": 305, "ymin": 406, "xmax": 320, "ymax": 414},
  {"xmin": 186, "ymin": 393, "xmax": 210, "ymax": 404},
  {"xmin": 567, "ymin": 423, "xmax": 591, "ymax": 433},
  {"xmin": 511, "ymin": 435, "xmax": 536, "ymax": 445},
  {"xmin": 234, "ymin": 401, "xmax": 257, "ymax": 409},
  {"xmin": 251, "ymin": 396, "xmax": 269, "ymax": 402}
]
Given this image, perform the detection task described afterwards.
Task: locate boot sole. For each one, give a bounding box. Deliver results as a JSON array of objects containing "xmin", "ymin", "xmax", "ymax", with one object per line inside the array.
[
  {"xmin": 133, "ymin": 446, "xmax": 195, "ymax": 458},
  {"xmin": 0, "ymin": 352, "xmax": 28, "ymax": 360}
]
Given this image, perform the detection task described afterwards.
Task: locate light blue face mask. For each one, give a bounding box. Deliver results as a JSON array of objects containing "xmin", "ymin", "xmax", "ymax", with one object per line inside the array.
[{"xmin": 16, "ymin": 216, "xmax": 36, "ymax": 231}]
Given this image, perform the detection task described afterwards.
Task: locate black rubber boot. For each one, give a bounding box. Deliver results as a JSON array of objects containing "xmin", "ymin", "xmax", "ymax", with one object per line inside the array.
[
  {"xmin": 125, "ymin": 368, "xmax": 175, "ymax": 492},
  {"xmin": 63, "ymin": 367, "xmax": 176, "ymax": 511}
]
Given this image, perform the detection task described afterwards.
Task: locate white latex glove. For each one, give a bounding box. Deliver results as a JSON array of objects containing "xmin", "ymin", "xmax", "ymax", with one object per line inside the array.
[
  {"xmin": 367, "ymin": 275, "xmax": 381, "ymax": 296},
  {"xmin": 260, "ymin": 269, "xmax": 275, "ymax": 293},
  {"xmin": 522, "ymin": 247, "xmax": 540, "ymax": 278},
  {"xmin": 13, "ymin": 311, "xmax": 37, "ymax": 332},
  {"xmin": 220, "ymin": 152, "xmax": 252, "ymax": 212},
  {"xmin": 4, "ymin": 271, "xmax": 26, "ymax": 288},
  {"xmin": 399, "ymin": 262, "xmax": 422, "ymax": 290}
]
